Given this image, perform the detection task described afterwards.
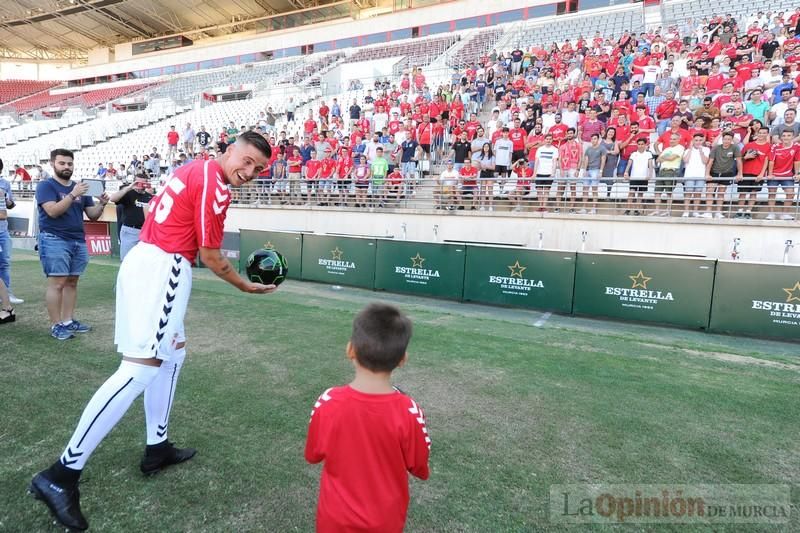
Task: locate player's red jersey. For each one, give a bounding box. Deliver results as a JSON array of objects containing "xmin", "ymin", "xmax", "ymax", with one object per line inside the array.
[
  {"xmin": 305, "ymin": 386, "xmax": 430, "ymax": 533},
  {"xmin": 741, "ymin": 141, "xmax": 771, "ymax": 175},
  {"xmin": 770, "ymin": 143, "xmax": 800, "ymax": 177},
  {"xmin": 140, "ymin": 159, "xmax": 229, "ymax": 263}
]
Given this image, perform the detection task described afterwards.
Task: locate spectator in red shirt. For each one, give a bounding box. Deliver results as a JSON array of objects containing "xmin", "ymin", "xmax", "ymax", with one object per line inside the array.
[
  {"xmin": 508, "ymin": 118, "xmax": 527, "ymax": 161},
  {"xmin": 15, "ymin": 164, "xmax": 32, "ymax": 191},
  {"xmin": 305, "ymin": 303, "xmax": 429, "ymax": 533},
  {"xmin": 458, "ymin": 157, "xmax": 479, "ymax": 210},
  {"xmin": 766, "ymin": 130, "xmax": 800, "ymax": 220},
  {"xmin": 166, "ymin": 126, "xmax": 179, "ymax": 161}
]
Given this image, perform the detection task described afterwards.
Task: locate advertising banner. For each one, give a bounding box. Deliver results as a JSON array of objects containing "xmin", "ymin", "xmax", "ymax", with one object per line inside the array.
[
  {"xmin": 300, "ymin": 234, "xmax": 376, "ymax": 288},
  {"xmin": 710, "ymin": 261, "xmax": 800, "ymax": 340},
  {"xmin": 374, "ymin": 240, "xmax": 466, "ymax": 300},
  {"xmin": 573, "ymin": 253, "xmax": 716, "ymax": 329},
  {"xmin": 463, "ymin": 246, "xmax": 576, "ymax": 313}
]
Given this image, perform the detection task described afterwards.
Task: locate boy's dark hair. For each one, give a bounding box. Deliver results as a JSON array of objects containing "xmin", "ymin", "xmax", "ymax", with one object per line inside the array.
[
  {"xmin": 50, "ymin": 148, "xmax": 74, "ymax": 162},
  {"xmin": 351, "ymin": 303, "xmax": 412, "ymax": 372}
]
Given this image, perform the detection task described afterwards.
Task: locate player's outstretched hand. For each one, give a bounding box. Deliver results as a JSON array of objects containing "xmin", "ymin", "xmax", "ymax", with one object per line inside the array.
[{"xmin": 242, "ymin": 281, "xmax": 277, "ymax": 294}]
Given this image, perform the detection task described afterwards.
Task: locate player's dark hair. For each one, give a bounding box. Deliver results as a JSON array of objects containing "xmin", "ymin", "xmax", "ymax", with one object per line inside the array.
[
  {"xmin": 50, "ymin": 148, "xmax": 74, "ymax": 162},
  {"xmin": 237, "ymin": 130, "xmax": 272, "ymax": 159},
  {"xmin": 350, "ymin": 303, "xmax": 412, "ymax": 373}
]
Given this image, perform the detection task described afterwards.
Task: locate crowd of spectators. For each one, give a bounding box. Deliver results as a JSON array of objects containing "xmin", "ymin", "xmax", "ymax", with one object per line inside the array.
[{"xmin": 7, "ymin": 9, "xmax": 800, "ymax": 220}]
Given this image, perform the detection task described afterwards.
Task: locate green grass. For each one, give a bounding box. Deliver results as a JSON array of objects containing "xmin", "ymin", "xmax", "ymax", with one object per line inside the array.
[{"xmin": 1, "ymin": 252, "xmax": 799, "ymax": 532}]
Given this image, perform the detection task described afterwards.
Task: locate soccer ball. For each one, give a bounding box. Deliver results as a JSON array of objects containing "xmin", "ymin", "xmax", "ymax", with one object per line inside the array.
[{"xmin": 245, "ymin": 249, "xmax": 288, "ymax": 286}]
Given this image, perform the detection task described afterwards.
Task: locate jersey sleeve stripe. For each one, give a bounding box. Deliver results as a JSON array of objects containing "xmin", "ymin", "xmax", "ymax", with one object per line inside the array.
[{"xmin": 200, "ymin": 160, "xmax": 209, "ymax": 247}]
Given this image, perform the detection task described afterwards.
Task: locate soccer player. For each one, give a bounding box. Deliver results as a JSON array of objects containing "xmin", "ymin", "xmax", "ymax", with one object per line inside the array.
[
  {"xmin": 29, "ymin": 132, "xmax": 276, "ymax": 531},
  {"xmin": 305, "ymin": 303, "xmax": 430, "ymax": 533}
]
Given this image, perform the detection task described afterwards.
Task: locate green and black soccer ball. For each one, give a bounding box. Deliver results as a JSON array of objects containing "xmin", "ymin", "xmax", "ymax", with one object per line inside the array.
[{"xmin": 246, "ymin": 249, "xmax": 288, "ymax": 286}]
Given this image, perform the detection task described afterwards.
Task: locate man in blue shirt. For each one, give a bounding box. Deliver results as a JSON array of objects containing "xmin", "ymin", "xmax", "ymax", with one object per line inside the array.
[
  {"xmin": 0, "ymin": 158, "xmax": 23, "ymax": 305},
  {"xmin": 36, "ymin": 149, "xmax": 109, "ymax": 340}
]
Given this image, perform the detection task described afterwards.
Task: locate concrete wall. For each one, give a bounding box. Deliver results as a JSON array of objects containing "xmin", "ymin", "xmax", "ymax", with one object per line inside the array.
[{"xmin": 12, "ymin": 200, "xmax": 799, "ymax": 263}]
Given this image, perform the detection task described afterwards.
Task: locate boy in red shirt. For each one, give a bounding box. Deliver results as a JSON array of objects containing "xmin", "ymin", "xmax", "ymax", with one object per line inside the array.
[
  {"xmin": 305, "ymin": 303, "xmax": 430, "ymax": 533},
  {"xmin": 386, "ymin": 167, "xmax": 403, "ymax": 204}
]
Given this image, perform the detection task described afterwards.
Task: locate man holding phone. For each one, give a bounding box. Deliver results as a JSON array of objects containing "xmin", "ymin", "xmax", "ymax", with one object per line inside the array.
[
  {"xmin": 109, "ymin": 174, "xmax": 153, "ymax": 260},
  {"xmin": 35, "ymin": 149, "xmax": 109, "ymax": 340}
]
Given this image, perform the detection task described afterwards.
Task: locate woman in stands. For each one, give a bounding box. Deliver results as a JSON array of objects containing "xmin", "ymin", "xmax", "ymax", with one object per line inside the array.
[
  {"xmin": 477, "ymin": 143, "xmax": 496, "ymax": 211},
  {"xmin": 600, "ymin": 128, "xmax": 620, "ymax": 202},
  {"xmin": 353, "ymin": 155, "xmax": 371, "ymax": 208}
]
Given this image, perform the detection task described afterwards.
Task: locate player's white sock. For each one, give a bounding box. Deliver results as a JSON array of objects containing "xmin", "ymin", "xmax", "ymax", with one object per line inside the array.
[
  {"xmin": 60, "ymin": 360, "xmax": 160, "ymax": 471},
  {"xmin": 144, "ymin": 348, "xmax": 185, "ymax": 445}
]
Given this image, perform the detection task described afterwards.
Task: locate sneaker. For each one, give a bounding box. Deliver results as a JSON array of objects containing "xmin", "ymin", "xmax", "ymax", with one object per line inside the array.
[
  {"xmin": 659, "ymin": 211, "xmax": 670, "ymax": 217},
  {"xmin": 9, "ymin": 294, "xmax": 23, "ymax": 304},
  {"xmin": 634, "ymin": 210, "xmax": 641, "ymax": 216},
  {"xmin": 553, "ymin": 208, "xmax": 561, "ymax": 213},
  {"xmin": 577, "ymin": 208, "xmax": 587, "ymax": 214},
  {"xmin": 765, "ymin": 212, "xmax": 776, "ymax": 220},
  {"xmin": 479, "ymin": 207, "xmax": 485, "ymax": 211},
  {"xmin": 589, "ymin": 208, "xmax": 597, "ymax": 215},
  {"xmin": 699, "ymin": 212, "xmax": 713, "ymax": 219},
  {"xmin": 64, "ymin": 320, "xmax": 91, "ymax": 334},
  {"xmin": 623, "ymin": 209, "xmax": 631, "ymax": 216},
  {"xmin": 51, "ymin": 324, "xmax": 75, "ymax": 341},
  {"xmin": 715, "ymin": 212, "xmax": 725, "ymax": 219},
  {"xmin": 682, "ymin": 211, "xmax": 690, "ymax": 218},
  {"xmin": 781, "ymin": 213, "xmax": 795, "ymax": 220},
  {"xmin": 140, "ymin": 441, "xmax": 197, "ymax": 475},
  {"xmin": 744, "ymin": 213, "xmax": 752, "ymax": 219},
  {"xmin": 652, "ymin": 210, "xmax": 661, "ymax": 216},
  {"xmin": 28, "ymin": 471, "xmax": 88, "ymax": 531}
]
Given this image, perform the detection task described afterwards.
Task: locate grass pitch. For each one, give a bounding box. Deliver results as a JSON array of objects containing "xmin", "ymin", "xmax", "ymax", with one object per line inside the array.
[{"xmin": 1, "ymin": 252, "xmax": 798, "ymax": 532}]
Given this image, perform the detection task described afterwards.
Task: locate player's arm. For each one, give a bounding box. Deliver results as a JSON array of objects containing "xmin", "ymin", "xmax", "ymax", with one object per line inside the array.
[{"xmin": 199, "ymin": 247, "xmax": 275, "ymax": 293}]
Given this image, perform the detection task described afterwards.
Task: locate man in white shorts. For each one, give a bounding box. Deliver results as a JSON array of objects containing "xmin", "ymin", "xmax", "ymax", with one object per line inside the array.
[{"xmin": 29, "ymin": 131, "xmax": 276, "ymax": 531}]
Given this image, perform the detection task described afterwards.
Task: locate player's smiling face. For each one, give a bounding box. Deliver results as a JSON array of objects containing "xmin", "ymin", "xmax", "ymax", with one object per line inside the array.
[{"xmin": 223, "ymin": 142, "xmax": 269, "ymax": 186}]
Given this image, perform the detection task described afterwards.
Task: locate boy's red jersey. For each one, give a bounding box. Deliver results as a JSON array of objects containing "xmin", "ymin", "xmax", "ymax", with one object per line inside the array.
[{"xmin": 305, "ymin": 385, "xmax": 430, "ymax": 533}]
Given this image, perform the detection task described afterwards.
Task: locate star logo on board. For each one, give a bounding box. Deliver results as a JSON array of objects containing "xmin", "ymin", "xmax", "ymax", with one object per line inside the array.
[
  {"xmin": 508, "ymin": 260, "xmax": 527, "ymax": 278},
  {"xmin": 331, "ymin": 247, "xmax": 344, "ymax": 260},
  {"xmin": 783, "ymin": 281, "xmax": 800, "ymax": 303},
  {"xmin": 264, "ymin": 241, "xmax": 274, "ymax": 250},
  {"xmin": 410, "ymin": 253, "xmax": 425, "ymax": 267},
  {"xmin": 629, "ymin": 270, "xmax": 652, "ymax": 289}
]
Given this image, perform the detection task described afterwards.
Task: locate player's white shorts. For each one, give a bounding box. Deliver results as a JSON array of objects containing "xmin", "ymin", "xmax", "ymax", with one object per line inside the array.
[{"xmin": 114, "ymin": 242, "xmax": 193, "ymax": 361}]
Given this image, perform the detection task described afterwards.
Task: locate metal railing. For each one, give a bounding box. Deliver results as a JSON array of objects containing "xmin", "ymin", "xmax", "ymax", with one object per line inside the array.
[{"xmin": 9, "ymin": 175, "xmax": 799, "ymax": 221}]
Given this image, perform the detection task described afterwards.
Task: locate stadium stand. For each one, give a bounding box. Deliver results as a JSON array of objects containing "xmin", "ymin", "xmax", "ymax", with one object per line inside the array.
[
  {"xmin": 0, "ymin": 79, "xmax": 59, "ymax": 105},
  {"xmin": 2, "ymin": 83, "xmax": 153, "ymax": 115},
  {"xmin": 3, "ymin": 1, "xmax": 800, "ymax": 221}
]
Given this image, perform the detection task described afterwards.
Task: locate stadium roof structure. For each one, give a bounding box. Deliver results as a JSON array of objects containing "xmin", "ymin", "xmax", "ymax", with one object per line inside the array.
[{"xmin": 0, "ymin": 0, "xmax": 376, "ymax": 62}]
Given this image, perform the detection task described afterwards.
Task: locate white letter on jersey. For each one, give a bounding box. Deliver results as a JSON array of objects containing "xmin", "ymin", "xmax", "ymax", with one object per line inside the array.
[{"xmin": 153, "ymin": 177, "xmax": 187, "ymax": 224}]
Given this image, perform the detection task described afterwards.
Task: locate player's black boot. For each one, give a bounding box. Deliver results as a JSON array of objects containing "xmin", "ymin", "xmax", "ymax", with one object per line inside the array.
[
  {"xmin": 140, "ymin": 440, "xmax": 196, "ymax": 475},
  {"xmin": 28, "ymin": 470, "xmax": 88, "ymax": 531}
]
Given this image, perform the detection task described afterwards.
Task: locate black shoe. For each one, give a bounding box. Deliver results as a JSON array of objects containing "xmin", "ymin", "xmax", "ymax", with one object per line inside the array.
[
  {"xmin": 140, "ymin": 441, "xmax": 196, "ymax": 475},
  {"xmin": 28, "ymin": 471, "xmax": 88, "ymax": 531},
  {"xmin": 634, "ymin": 210, "xmax": 641, "ymax": 216},
  {"xmin": 623, "ymin": 210, "xmax": 631, "ymax": 216}
]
